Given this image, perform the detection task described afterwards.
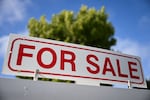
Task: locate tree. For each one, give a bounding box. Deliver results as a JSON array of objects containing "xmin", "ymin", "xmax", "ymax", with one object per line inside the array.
[
  {"xmin": 28, "ymin": 5, "xmax": 116, "ymax": 50},
  {"xmin": 18, "ymin": 5, "xmax": 116, "ymax": 84}
]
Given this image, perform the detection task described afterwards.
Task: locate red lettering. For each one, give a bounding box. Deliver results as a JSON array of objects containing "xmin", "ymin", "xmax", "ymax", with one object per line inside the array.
[
  {"xmin": 60, "ymin": 50, "xmax": 76, "ymax": 71},
  {"xmin": 128, "ymin": 61, "xmax": 139, "ymax": 79},
  {"xmin": 16, "ymin": 44, "xmax": 35, "ymax": 65},
  {"xmin": 37, "ymin": 48, "xmax": 57, "ymax": 69},
  {"xmin": 86, "ymin": 54, "xmax": 100, "ymax": 74},
  {"xmin": 116, "ymin": 59, "xmax": 128, "ymax": 78},
  {"xmin": 102, "ymin": 57, "xmax": 116, "ymax": 76}
]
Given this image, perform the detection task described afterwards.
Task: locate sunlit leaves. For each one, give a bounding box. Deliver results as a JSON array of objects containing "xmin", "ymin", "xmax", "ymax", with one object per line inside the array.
[{"xmin": 28, "ymin": 5, "xmax": 116, "ymax": 50}]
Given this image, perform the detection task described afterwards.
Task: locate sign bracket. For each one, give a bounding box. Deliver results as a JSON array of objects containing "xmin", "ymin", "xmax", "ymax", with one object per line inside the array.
[
  {"xmin": 128, "ymin": 80, "xmax": 132, "ymax": 89},
  {"xmin": 33, "ymin": 69, "xmax": 39, "ymax": 81}
]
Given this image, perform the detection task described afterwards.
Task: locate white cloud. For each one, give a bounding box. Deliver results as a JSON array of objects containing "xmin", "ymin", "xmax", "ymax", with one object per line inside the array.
[
  {"xmin": 112, "ymin": 37, "xmax": 149, "ymax": 58},
  {"xmin": 0, "ymin": 36, "xmax": 9, "ymax": 57},
  {"xmin": 18, "ymin": 30, "xmax": 29, "ymax": 36},
  {"xmin": 138, "ymin": 15, "xmax": 150, "ymax": 31},
  {"xmin": 112, "ymin": 37, "xmax": 150, "ymax": 78},
  {"xmin": 0, "ymin": 31, "xmax": 28, "ymax": 57},
  {"xmin": 0, "ymin": 0, "xmax": 31, "ymax": 25}
]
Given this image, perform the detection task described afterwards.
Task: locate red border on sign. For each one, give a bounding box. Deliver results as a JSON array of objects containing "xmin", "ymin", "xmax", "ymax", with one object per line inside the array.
[{"xmin": 8, "ymin": 38, "xmax": 144, "ymax": 85}]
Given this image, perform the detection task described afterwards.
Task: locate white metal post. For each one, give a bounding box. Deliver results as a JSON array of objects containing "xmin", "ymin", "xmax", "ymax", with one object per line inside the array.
[
  {"xmin": 128, "ymin": 80, "xmax": 132, "ymax": 89},
  {"xmin": 33, "ymin": 69, "xmax": 39, "ymax": 81}
]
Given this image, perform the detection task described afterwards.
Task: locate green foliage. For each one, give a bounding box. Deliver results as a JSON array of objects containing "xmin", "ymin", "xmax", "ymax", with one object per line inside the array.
[
  {"xmin": 24, "ymin": 5, "xmax": 116, "ymax": 84},
  {"xmin": 16, "ymin": 76, "xmax": 75, "ymax": 83},
  {"xmin": 28, "ymin": 5, "xmax": 116, "ymax": 49}
]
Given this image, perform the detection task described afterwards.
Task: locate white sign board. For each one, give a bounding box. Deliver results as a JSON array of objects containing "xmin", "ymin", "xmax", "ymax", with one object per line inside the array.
[{"xmin": 3, "ymin": 34, "xmax": 147, "ymax": 88}]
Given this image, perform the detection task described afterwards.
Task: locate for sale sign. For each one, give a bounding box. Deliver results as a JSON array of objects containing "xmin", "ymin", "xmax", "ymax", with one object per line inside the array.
[{"xmin": 2, "ymin": 34, "xmax": 147, "ymax": 88}]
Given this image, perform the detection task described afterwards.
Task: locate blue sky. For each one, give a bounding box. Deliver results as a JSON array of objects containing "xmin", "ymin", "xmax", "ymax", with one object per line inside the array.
[{"xmin": 0, "ymin": 0, "xmax": 150, "ymax": 82}]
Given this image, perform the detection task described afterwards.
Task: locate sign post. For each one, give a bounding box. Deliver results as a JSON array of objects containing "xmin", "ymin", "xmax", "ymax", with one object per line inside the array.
[
  {"xmin": 33, "ymin": 69, "xmax": 39, "ymax": 81},
  {"xmin": 2, "ymin": 34, "xmax": 147, "ymax": 88}
]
